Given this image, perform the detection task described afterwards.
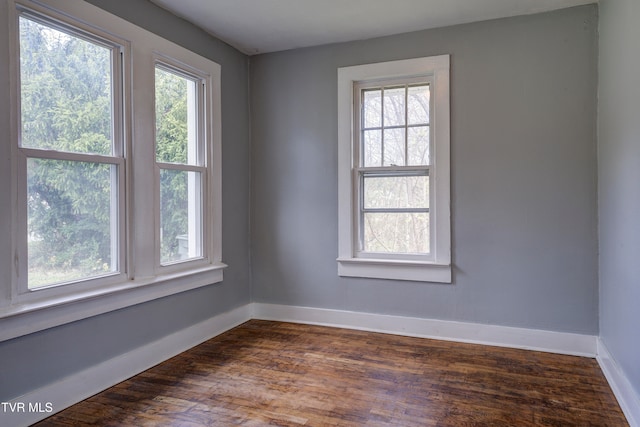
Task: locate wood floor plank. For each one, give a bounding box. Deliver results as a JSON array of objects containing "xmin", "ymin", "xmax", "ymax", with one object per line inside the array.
[{"xmin": 34, "ymin": 320, "xmax": 628, "ymax": 426}]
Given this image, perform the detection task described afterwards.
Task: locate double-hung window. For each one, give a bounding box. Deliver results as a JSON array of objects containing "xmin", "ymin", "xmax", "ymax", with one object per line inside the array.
[
  {"xmin": 2, "ymin": 0, "xmax": 223, "ymax": 342},
  {"xmin": 155, "ymin": 62, "xmax": 207, "ymax": 268},
  {"xmin": 16, "ymin": 9, "xmax": 126, "ymax": 292},
  {"xmin": 337, "ymin": 56, "xmax": 451, "ymax": 282}
]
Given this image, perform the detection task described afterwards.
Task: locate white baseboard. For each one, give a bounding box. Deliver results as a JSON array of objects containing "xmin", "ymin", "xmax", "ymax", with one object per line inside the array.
[
  {"xmin": 251, "ymin": 303, "xmax": 598, "ymax": 357},
  {"xmin": 1, "ymin": 304, "xmax": 252, "ymax": 427},
  {"xmin": 597, "ymin": 339, "xmax": 640, "ymax": 427}
]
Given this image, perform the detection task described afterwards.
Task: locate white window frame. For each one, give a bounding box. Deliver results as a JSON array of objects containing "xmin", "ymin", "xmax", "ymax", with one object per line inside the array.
[
  {"xmin": 1, "ymin": 0, "xmax": 225, "ymax": 342},
  {"xmin": 153, "ymin": 58, "xmax": 210, "ymax": 273},
  {"xmin": 13, "ymin": 7, "xmax": 128, "ymax": 301},
  {"xmin": 337, "ymin": 56, "xmax": 451, "ymax": 283}
]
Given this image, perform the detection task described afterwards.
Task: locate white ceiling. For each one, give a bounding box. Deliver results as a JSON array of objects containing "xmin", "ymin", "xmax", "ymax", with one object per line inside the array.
[{"xmin": 150, "ymin": 0, "xmax": 596, "ymax": 55}]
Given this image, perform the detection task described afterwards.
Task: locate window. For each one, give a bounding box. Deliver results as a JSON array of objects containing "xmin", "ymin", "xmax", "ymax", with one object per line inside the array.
[
  {"xmin": 155, "ymin": 64, "xmax": 205, "ymax": 266},
  {"xmin": 2, "ymin": 0, "xmax": 223, "ymax": 341},
  {"xmin": 337, "ymin": 56, "xmax": 451, "ymax": 282},
  {"xmin": 18, "ymin": 13, "xmax": 125, "ymax": 290}
]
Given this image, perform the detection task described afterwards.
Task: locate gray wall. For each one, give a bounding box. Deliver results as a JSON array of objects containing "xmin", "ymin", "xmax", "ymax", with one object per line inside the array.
[
  {"xmin": 250, "ymin": 5, "xmax": 599, "ymax": 334},
  {"xmin": 598, "ymin": 0, "xmax": 640, "ymax": 398},
  {"xmin": 0, "ymin": 0, "xmax": 251, "ymax": 401}
]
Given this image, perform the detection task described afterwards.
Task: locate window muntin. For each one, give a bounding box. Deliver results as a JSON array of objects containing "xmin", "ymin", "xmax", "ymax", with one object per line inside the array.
[
  {"xmin": 356, "ymin": 80, "xmax": 432, "ymax": 258},
  {"xmin": 155, "ymin": 64, "xmax": 206, "ymax": 266},
  {"xmin": 18, "ymin": 11, "xmax": 124, "ymax": 290}
]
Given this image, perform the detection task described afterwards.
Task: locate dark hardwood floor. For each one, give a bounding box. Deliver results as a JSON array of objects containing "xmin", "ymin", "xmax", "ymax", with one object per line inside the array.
[{"xmin": 35, "ymin": 320, "xmax": 627, "ymax": 426}]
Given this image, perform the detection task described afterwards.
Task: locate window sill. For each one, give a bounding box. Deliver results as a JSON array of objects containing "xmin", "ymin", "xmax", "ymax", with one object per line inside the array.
[
  {"xmin": 337, "ymin": 257, "xmax": 451, "ymax": 283},
  {"xmin": 0, "ymin": 263, "xmax": 227, "ymax": 342}
]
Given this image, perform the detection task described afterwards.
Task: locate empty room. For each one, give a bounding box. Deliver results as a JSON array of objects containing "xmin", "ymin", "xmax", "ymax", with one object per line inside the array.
[{"xmin": 0, "ymin": 0, "xmax": 638, "ymax": 425}]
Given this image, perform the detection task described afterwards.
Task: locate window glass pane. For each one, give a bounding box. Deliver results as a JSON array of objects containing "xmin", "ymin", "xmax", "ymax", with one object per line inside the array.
[
  {"xmin": 160, "ymin": 169, "xmax": 202, "ymax": 264},
  {"xmin": 155, "ymin": 67, "xmax": 198, "ymax": 165},
  {"xmin": 408, "ymin": 85, "xmax": 430, "ymax": 125},
  {"xmin": 383, "ymin": 128, "xmax": 405, "ymax": 166},
  {"xmin": 362, "ymin": 89, "xmax": 381, "ymax": 129},
  {"xmin": 19, "ymin": 17, "xmax": 113, "ymax": 155},
  {"xmin": 364, "ymin": 175, "xmax": 428, "ymax": 209},
  {"xmin": 383, "ymin": 87, "xmax": 405, "ymax": 127},
  {"xmin": 363, "ymin": 130, "xmax": 381, "ymax": 167},
  {"xmin": 27, "ymin": 158, "xmax": 117, "ymax": 288},
  {"xmin": 407, "ymin": 126, "xmax": 430, "ymax": 166},
  {"xmin": 364, "ymin": 212, "xmax": 429, "ymax": 254}
]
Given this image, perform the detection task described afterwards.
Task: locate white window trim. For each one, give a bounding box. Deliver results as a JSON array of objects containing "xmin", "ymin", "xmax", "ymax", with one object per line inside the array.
[
  {"xmin": 153, "ymin": 56, "xmax": 212, "ymax": 274},
  {"xmin": 337, "ymin": 56, "xmax": 451, "ymax": 283},
  {"xmin": 0, "ymin": 0, "xmax": 225, "ymax": 342}
]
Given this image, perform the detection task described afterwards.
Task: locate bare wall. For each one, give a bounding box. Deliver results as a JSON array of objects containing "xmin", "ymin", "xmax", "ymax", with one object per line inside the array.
[
  {"xmin": 0, "ymin": 0, "xmax": 251, "ymax": 401},
  {"xmin": 250, "ymin": 5, "xmax": 599, "ymax": 334},
  {"xmin": 598, "ymin": 0, "xmax": 640, "ymax": 398}
]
